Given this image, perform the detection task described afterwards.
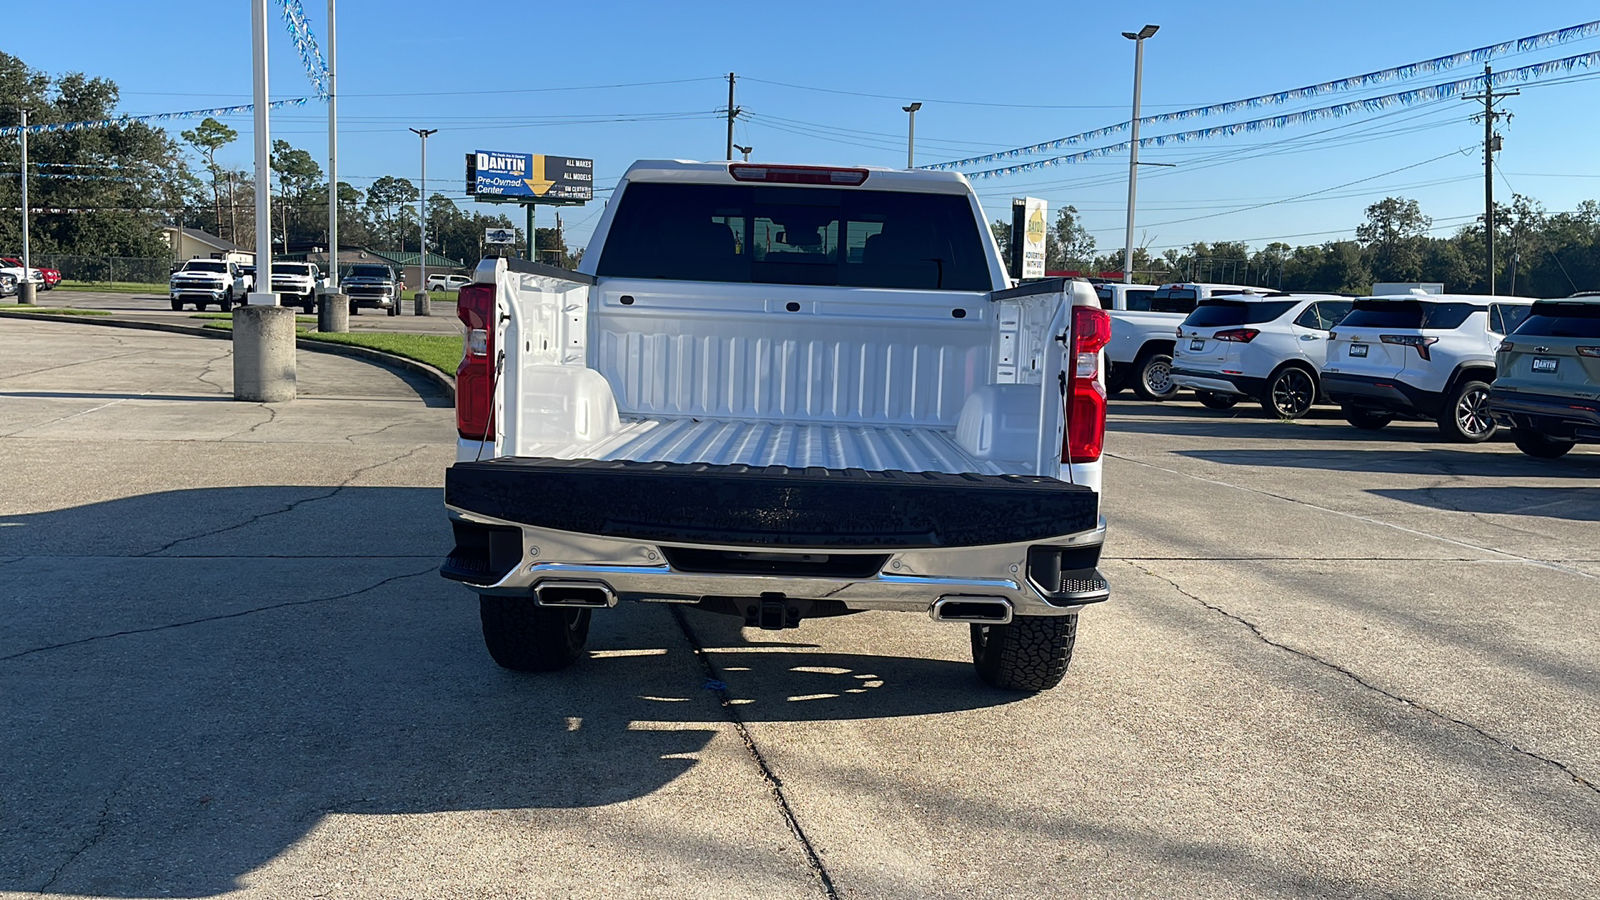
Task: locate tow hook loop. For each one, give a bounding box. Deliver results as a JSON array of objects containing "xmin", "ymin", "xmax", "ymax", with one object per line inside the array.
[{"xmin": 748, "ymin": 593, "xmax": 799, "ymax": 630}]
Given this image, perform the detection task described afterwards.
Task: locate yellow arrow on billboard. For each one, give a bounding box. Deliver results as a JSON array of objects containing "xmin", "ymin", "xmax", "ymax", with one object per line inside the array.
[{"xmin": 523, "ymin": 155, "xmax": 554, "ymax": 196}]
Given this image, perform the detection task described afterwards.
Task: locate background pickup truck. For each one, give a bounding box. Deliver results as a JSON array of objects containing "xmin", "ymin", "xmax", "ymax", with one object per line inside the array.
[
  {"xmin": 1100, "ymin": 281, "xmax": 1265, "ymax": 400},
  {"xmin": 168, "ymin": 258, "xmax": 248, "ymax": 311},
  {"xmin": 440, "ymin": 160, "xmax": 1111, "ymax": 692}
]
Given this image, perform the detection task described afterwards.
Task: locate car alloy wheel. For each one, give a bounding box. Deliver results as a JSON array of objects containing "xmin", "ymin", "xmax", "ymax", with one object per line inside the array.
[
  {"xmin": 1267, "ymin": 368, "xmax": 1315, "ymax": 419},
  {"xmin": 1455, "ymin": 384, "xmax": 1495, "ymax": 440}
]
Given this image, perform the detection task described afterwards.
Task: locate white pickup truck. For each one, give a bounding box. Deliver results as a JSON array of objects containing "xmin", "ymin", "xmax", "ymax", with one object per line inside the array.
[
  {"xmin": 439, "ymin": 160, "xmax": 1111, "ymax": 692},
  {"xmin": 168, "ymin": 258, "xmax": 249, "ymax": 312},
  {"xmin": 1099, "ymin": 281, "xmax": 1265, "ymax": 400}
]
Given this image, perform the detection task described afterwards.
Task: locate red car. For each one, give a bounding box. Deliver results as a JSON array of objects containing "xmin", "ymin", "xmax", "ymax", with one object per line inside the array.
[{"xmin": 1, "ymin": 257, "xmax": 59, "ymax": 290}]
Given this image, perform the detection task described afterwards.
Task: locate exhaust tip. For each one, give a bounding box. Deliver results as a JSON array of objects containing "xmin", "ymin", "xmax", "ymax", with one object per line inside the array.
[
  {"xmin": 534, "ymin": 580, "xmax": 617, "ymax": 609},
  {"xmin": 930, "ymin": 595, "xmax": 1013, "ymax": 624}
]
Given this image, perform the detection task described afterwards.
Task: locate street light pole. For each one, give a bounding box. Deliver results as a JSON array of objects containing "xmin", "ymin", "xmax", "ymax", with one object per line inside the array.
[
  {"xmin": 251, "ymin": 0, "xmax": 274, "ymax": 305},
  {"xmin": 326, "ymin": 0, "xmax": 338, "ymax": 290},
  {"xmin": 409, "ymin": 127, "xmax": 437, "ymax": 297},
  {"xmin": 1122, "ymin": 24, "xmax": 1159, "ymax": 285},
  {"xmin": 902, "ymin": 102, "xmax": 922, "ymax": 169},
  {"xmin": 18, "ymin": 107, "xmax": 33, "ymax": 305}
]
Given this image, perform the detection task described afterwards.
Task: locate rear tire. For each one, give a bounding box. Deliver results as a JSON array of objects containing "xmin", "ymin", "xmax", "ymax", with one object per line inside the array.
[
  {"xmin": 1132, "ymin": 350, "xmax": 1179, "ymax": 401},
  {"xmin": 1198, "ymin": 392, "xmax": 1238, "ymax": 410},
  {"xmin": 1261, "ymin": 366, "xmax": 1317, "ymax": 419},
  {"xmin": 480, "ymin": 596, "xmax": 591, "ymax": 672},
  {"xmin": 195, "ymin": 301, "xmax": 207, "ymax": 312},
  {"xmin": 1344, "ymin": 409, "xmax": 1394, "ymax": 430},
  {"xmin": 970, "ymin": 614, "xmax": 1077, "ymax": 692},
  {"xmin": 1512, "ymin": 429, "xmax": 1576, "ymax": 459},
  {"xmin": 1437, "ymin": 379, "xmax": 1496, "ymax": 443}
]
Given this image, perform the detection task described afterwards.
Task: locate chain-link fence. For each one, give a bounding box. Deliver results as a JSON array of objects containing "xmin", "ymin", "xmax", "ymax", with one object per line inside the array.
[{"xmin": 31, "ymin": 256, "xmax": 173, "ymax": 285}]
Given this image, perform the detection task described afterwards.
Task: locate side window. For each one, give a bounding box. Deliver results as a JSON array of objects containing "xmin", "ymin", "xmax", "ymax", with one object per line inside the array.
[
  {"xmin": 1293, "ymin": 304, "xmax": 1322, "ymax": 329},
  {"xmin": 1492, "ymin": 304, "xmax": 1530, "ymax": 335},
  {"xmin": 1318, "ymin": 300, "xmax": 1352, "ymax": 329}
]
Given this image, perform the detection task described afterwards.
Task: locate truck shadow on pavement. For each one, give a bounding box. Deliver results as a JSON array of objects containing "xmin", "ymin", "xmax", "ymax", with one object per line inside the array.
[
  {"xmin": 1367, "ymin": 485, "xmax": 1600, "ymax": 520},
  {"xmin": 0, "ymin": 486, "xmax": 1021, "ymax": 897},
  {"xmin": 1171, "ymin": 447, "xmax": 1600, "ymax": 478}
]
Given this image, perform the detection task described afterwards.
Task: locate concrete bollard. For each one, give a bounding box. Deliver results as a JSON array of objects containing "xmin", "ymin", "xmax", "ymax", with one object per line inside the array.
[
  {"xmin": 318, "ymin": 292, "xmax": 349, "ymax": 333},
  {"xmin": 17, "ymin": 281, "xmax": 36, "ymax": 306},
  {"xmin": 413, "ymin": 290, "xmax": 432, "ymax": 316},
  {"xmin": 232, "ymin": 304, "xmax": 297, "ymax": 402}
]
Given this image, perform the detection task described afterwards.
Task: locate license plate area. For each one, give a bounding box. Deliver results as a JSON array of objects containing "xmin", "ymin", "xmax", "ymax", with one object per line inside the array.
[
  {"xmin": 1189, "ymin": 339, "xmax": 1205, "ymax": 351},
  {"xmin": 1349, "ymin": 344, "xmax": 1369, "ymax": 358},
  {"xmin": 1532, "ymin": 357, "xmax": 1559, "ymax": 373}
]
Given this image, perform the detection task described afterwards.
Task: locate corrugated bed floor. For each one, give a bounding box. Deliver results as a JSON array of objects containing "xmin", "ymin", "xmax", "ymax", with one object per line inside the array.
[{"xmin": 521, "ymin": 417, "xmax": 1005, "ymax": 475}]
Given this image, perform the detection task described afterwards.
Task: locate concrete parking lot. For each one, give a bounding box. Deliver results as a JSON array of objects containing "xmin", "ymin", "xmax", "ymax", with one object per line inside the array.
[{"xmin": 2, "ymin": 318, "xmax": 1597, "ymax": 898}]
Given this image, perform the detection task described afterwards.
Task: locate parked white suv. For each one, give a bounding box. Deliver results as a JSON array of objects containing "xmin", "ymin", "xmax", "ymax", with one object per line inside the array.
[
  {"xmin": 1171, "ymin": 293, "xmax": 1353, "ymax": 418},
  {"xmin": 1100, "ymin": 282, "xmax": 1268, "ymax": 400},
  {"xmin": 1322, "ymin": 293, "xmax": 1534, "ymax": 441}
]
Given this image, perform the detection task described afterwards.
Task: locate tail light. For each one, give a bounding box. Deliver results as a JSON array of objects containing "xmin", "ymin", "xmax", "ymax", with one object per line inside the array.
[
  {"xmin": 1381, "ymin": 334, "xmax": 1440, "ymax": 361},
  {"xmin": 1498, "ymin": 340, "xmax": 1514, "ymax": 352},
  {"xmin": 456, "ymin": 282, "xmax": 496, "ymax": 441},
  {"xmin": 1578, "ymin": 347, "xmax": 1600, "ymax": 358},
  {"xmin": 1064, "ymin": 304, "xmax": 1111, "ymax": 464},
  {"xmin": 1214, "ymin": 328, "xmax": 1259, "ymax": 343}
]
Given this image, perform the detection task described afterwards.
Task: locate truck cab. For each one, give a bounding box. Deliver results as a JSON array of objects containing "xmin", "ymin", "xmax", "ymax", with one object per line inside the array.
[{"xmin": 440, "ymin": 160, "xmax": 1111, "ymax": 692}]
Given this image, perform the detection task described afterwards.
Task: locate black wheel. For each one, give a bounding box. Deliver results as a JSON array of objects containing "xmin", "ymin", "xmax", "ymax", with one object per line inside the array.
[
  {"xmin": 970, "ymin": 614, "xmax": 1077, "ymax": 692},
  {"xmin": 387, "ymin": 302, "xmax": 399, "ymax": 317},
  {"xmin": 1198, "ymin": 392, "xmax": 1238, "ymax": 410},
  {"xmin": 479, "ymin": 596, "xmax": 591, "ymax": 672},
  {"xmin": 1262, "ymin": 366, "xmax": 1316, "ymax": 419},
  {"xmin": 1132, "ymin": 350, "xmax": 1179, "ymax": 401},
  {"xmin": 349, "ymin": 301, "xmax": 361, "ymax": 316},
  {"xmin": 1437, "ymin": 379, "xmax": 1496, "ymax": 443},
  {"xmin": 1344, "ymin": 409, "xmax": 1394, "ymax": 431},
  {"xmin": 195, "ymin": 301, "xmax": 207, "ymax": 312},
  {"xmin": 219, "ymin": 290, "xmax": 234, "ymax": 313},
  {"xmin": 170, "ymin": 298, "xmax": 183, "ymax": 311},
  {"xmin": 1512, "ymin": 429, "xmax": 1576, "ymax": 459}
]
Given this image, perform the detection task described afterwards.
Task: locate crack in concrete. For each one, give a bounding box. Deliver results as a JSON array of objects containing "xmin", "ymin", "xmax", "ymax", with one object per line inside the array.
[
  {"xmin": 1124, "ymin": 560, "xmax": 1600, "ymax": 800},
  {"xmin": 0, "ymin": 568, "xmax": 436, "ymax": 665},
  {"xmin": 194, "ymin": 347, "xmax": 232, "ymax": 395},
  {"xmin": 33, "ymin": 769, "xmax": 132, "ymax": 893},
  {"xmin": 0, "ymin": 349, "xmax": 150, "ymax": 385},
  {"xmin": 227, "ymin": 403, "xmax": 279, "ymax": 440},
  {"xmin": 342, "ymin": 419, "xmax": 409, "ymax": 445},
  {"xmin": 669, "ymin": 606, "xmax": 840, "ymax": 900},
  {"xmin": 138, "ymin": 445, "xmax": 429, "ymax": 557}
]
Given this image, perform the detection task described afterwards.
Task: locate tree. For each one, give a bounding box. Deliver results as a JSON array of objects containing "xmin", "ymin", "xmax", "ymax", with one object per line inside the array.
[
  {"xmin": 1356, "ymin": 197, "xmax": 1431, "ymax": 283},
  {"xmin": 180, "ymin": 117, "xmax": 237, "ymax": 240},
  {"xmin": 365, "ymin": 176, "xmax": 417, "ymax": 250},
  {"xmin": 1045, "ymin": 206, "xmax": 1095, "ymax": 272},
  {"xmin": 269, "ymin": 139, "xmax": 323, "ymax": 247}
]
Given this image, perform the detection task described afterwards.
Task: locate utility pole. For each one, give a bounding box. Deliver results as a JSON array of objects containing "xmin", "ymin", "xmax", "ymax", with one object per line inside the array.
[
  {"xmin": 228, "ymin": 172, "xmax": 238, "ymax": 244},
  {"xmin": 326, "ymin": 0, "xmax": 338, "ymax": 289},
  {"xmin": 410, "ymin": 127, "xmax": 438, "ymax": 297},
  {"xmin": 725, "ymin": 73, "xmax": 739, "ymax": 161},
  {"xmin": 555, "ymin": 211, "xmax": 563, "ymax": 266},
  {"xmin": 1465, "ymin": 64, "xmax": 1516, "ymax": 295},
  {"xmin": 18, "ymin": 107, "xmax": 33, "ymax": 305}
]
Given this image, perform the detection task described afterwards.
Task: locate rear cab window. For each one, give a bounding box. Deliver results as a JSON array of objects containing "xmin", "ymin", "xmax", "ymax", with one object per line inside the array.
[
  {"xmin": 1512, "ymin": 302, "xmax": 1600, "ymax": 338},
  {"xmin": 595, "ymin": 182, "xmax": 993, "ymax": 290},
  {"xmin": 1150, "ymin": 287, "xmax": 1198, "ymax": 314}
]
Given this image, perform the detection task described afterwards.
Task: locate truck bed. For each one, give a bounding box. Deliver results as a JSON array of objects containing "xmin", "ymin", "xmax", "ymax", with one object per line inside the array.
[{"xmin": 512, "ymin": 415, "xmax": 1009, "ymax": 476}]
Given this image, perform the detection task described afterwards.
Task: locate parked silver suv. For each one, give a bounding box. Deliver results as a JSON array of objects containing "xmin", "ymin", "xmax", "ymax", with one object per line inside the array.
[{"xmin": 1489, "ymin": 295, "xmax": 1600, "ymax": 458}]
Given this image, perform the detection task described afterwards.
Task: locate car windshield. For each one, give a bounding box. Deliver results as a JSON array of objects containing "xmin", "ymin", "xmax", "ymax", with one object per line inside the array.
[
  {"xmin": 595, "ymin": 182, "xmax": 993, "ymax": 290},
  {"xmin": 1339, "ymin": 299, "xmax": 1478, "ymax": 330},
  {"xmin": 275, "ymin": 264, "xmax": 312, "ymax": 276},
  {"xmin": 348, "ymin": 265, "xmax": 391, "ymax": 278},
  {"xmin": 182, "ymin": 261, "xmax": 228, "ymax": 273},
  {"xmin": 1183, "ymin": 300, "xmax": 1298, "ymax": 327},
  {"xmin": 1513, "ymin": 302, "xmax": 1600, "ymax": 338}
]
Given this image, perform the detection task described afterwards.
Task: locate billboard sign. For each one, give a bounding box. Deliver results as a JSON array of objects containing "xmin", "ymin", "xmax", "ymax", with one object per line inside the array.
[
  {"xmin": 484, "ymin": 227, "xmax": 517, "ymax": 245},
  {"xmin": 469, "ymin": 151, "xmax": 593, "ymax": 201},
  {"xmin": 1018, "ymin": 197, "xmax": 1048, "ymax": 280}
]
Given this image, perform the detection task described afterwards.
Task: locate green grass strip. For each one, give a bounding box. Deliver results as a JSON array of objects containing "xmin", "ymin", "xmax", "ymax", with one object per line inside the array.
[
  {"xmin": 0, "ymin": 305, "xmax": 112, "ymax": 316},
  {"xmin": 300, "ymin": 332, "xmax": 463, "ymax": 373},
  {"xmin": 58, "ymin": 281, "xmax": 169, "ymax": 294}
]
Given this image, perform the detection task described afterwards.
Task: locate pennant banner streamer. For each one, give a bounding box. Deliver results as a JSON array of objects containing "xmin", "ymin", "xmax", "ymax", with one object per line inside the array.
[
  {"xmin": 959, "ymin": 50, "xmax": 1600, "ymax": 180},
  {"xmin": 0, "ymin": 3, "xmax": 327, "ymax": 138},
  {"xmin": 278, "ymin": 0, "xmax": 330, "ymax": 99},
  {"xmin": 0, "ymin": 99, "xmax": 312, "ymax": 138},
  {"xmin": 925, "ymin": 18, "xmax": 1600, "ymax": 172}
]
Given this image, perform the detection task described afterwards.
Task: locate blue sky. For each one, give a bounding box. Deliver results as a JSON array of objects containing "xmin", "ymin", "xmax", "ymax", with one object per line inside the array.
[{"xmin": 10, "ymin": 1, "xmax": 1600, "ymax": 259}]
